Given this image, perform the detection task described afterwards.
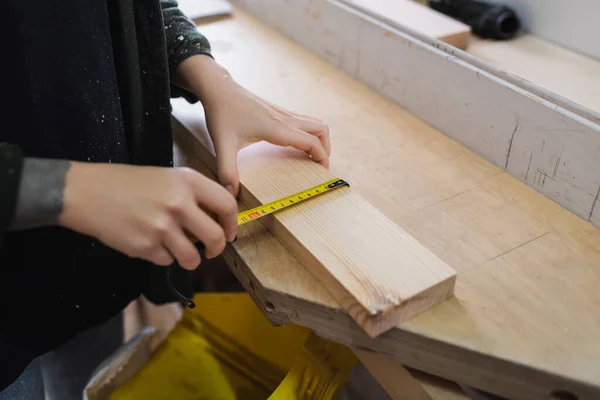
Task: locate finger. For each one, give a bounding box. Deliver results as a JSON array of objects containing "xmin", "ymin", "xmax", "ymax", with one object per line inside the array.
[
  {"xmin": 145, "ymin": 245, "xmax": 175, "ymax": 266},
  {"xmin": 163, "ymin": 228, "xmax": 201, "ymax": 270},
  {"xmin": 283, "ymin": 115, "xmax": 331, "ymax": 156},
  {"xmin": 180, "ymin": 169, "xmax": 238, "ymax": 242},
  {"xmin": 179, "ymin": 204, "xmax": 227, "ymax": 259},
  {"xmin": 214, "ymin": 140, "xmax": 241, "ymax": 197},
  {"xmin": 267, "ymin": 124, "xmax": 329, "ymax": 169}
]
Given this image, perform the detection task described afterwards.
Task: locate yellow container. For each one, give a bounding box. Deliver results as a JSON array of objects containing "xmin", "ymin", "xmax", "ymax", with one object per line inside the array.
[{"xmin": 109, "ymin": 293, "xmax": 356, "ymax": 399}]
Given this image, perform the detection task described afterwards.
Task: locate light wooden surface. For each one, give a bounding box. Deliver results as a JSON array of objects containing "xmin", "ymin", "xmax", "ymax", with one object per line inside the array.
[
  {"xmin": 231, "ymin": 0, "xmax": 600, "ymax": 229},
  {"xmin": 343, "ymin": 0, "xmax": 471, "ymax": 49},
  {"xmin": 172, "ymin": 8, "xmax": 600, "ymax": 400},
  {"xmin": 468, "ymin": 34, "xmax": 600, "ymax": 115},
  {"xmin": 172, "ymin": 101, "xmax": 456, "ymax": 338}
]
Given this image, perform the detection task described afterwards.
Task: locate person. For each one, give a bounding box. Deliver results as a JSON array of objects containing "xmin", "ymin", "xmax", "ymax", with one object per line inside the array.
[{"xmin": 0, "ymin": 0, "xmax": 330, "ymax": 398}]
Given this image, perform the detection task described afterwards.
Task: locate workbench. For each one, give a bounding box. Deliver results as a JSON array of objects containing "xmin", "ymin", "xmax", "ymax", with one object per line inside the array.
[{"xmin": 171, "ymin": 8, "xmax": 600, "ymax": 400}]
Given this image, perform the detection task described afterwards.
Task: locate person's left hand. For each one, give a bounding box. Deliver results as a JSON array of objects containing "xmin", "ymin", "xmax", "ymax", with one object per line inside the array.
[{"xmin": 176, "ymin": 55, "xmax": 331, "ymax": 197}]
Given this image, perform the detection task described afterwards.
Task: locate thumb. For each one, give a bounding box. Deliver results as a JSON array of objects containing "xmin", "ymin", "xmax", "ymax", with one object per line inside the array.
[{"xmin": 215, "ymin": 141, "xmax": 240, "ymax": 197}]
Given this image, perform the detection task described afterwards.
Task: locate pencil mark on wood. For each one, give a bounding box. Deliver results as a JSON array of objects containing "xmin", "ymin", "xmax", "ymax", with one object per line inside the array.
[
  {"xmin": 553, "ymin": 147, "xmax": 563, "ymax": 177},
  {"xmin": 505, "ymin": 114, "xmax": 520, "ymax": 170},
  {"xmin": 525, "ymin": 153, "xmax": 533, "ymax": 181},
  {"xmin": 484, "ymin": 231, "xmax": 552, "ymax": 264},
  {"xmin": 542, "ymin": 171, "xmax": 548, "ymax": 188}
]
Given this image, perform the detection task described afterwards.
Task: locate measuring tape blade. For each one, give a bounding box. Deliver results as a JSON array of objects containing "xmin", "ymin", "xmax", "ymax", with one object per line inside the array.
[
  {"xmin": 176, "ymin": 177, "xmax": 349, "ymax": 309},
  {"xmin": 237, "ymin": 178, "xmax": 349, "ymax": 226}
]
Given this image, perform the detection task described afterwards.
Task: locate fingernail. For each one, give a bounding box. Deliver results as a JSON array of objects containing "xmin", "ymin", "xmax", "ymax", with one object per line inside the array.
[
  {"xmin": 225, "ymin": 184, "xmax": 234, "ymax": 195},
  {"xmin": 229, "ymin": 235, "xmax": 237, "ymax": 243}
]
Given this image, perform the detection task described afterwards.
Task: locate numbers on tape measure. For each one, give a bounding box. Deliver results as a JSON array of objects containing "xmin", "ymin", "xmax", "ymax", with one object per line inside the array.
[{"xmin": 237, "ymin": 178, "xmax": 349, "ymax": 226}]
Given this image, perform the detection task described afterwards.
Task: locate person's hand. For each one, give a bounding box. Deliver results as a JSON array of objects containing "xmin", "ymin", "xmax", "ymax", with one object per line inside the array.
[
  {"xmin": 203, "ymin": 83, "xmax": 331, "ymax": 197},
  {"xmin": 58, "ymin": 162, "xmax": 237, "ymax": 270},
  {"xmin": 175, "ymin": 55, "xmax": 331, "ymax": 196}
]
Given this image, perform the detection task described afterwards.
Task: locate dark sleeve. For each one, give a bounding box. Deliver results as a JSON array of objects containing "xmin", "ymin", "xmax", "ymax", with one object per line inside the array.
[
  {"xmin": 0, "ymin": 144, "xmax": 24, "ymax": 237},
  {"xmin": 161, "ymin": 0, "xmax": 213, "ymax": 72}
]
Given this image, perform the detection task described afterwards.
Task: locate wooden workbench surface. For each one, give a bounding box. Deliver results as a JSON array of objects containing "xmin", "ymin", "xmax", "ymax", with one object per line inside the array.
[{"xmin": 172, "ymin": 8, "xmax": 600, "ymax": 400}]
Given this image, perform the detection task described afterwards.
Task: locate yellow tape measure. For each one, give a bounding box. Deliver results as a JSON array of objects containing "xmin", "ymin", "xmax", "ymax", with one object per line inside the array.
[
  {"xmin": 173, "ymin": 177, "xmax": 349, "ymax": 309},
  {"xmin": 237, "ymin": 178, "xmax": 349, "ymax": 226}
]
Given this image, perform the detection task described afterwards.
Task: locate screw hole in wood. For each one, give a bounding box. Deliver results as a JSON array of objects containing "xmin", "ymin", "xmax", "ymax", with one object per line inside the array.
[
  {"xmin": 265, "ymin": 301, "xmax": 275, "ymax": 312},
  {"xmin": 249, "ymin": 280, "xmax": 256, "ymax": 292}
]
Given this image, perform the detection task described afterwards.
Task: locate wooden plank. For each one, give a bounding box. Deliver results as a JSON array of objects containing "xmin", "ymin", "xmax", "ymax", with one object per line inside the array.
[
  {"xmin": 355, "ymin": 350, "xmax": 472, "ymax": 400},
  {"xmin": 229, "ymin": 0, "xmax": 600, "ymax": 228},
  {"xmin": 354, "ymin": 349, "xmax": 434, "ymax": 400},
  {"xmin": 171, "ymin": 10, "xmax": 600, "ymax": 399},
  {"xmin": 171, "ymin": 101, "xmax": 456, "ymax": 338},
  {"xmin": 343, "ymin": 0, "xmax": 471, "ymax": 49}
]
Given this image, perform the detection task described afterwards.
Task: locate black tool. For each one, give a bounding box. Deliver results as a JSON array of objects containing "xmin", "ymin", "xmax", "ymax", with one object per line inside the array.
[
  {"xmin": 167, "ymin": 241, "xmax": 207, "ymax": 309},
  {"xmin": 428, "ymin": 0, "xmax": 520, "ymax": 40}
]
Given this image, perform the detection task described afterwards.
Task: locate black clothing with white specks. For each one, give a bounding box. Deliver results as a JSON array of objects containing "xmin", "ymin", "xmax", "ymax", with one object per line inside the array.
[{"xmin": 0, "ymin": 0, "xmax": 211, "ymax": 389}]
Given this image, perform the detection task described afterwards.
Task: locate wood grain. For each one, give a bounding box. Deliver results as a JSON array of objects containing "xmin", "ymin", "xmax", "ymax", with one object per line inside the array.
[
  {"xmin": 171, "ymin": 101, "xmax": 456, "ymax": 338},
  {"xmin": 170, "ymin": 9, "xmax": 600, "ymax": 399}
]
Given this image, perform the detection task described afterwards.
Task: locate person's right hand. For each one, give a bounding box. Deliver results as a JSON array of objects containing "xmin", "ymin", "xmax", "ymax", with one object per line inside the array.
[{"xmin": 58, "ymin": 162, "xmax": 237, "ymax": 270}]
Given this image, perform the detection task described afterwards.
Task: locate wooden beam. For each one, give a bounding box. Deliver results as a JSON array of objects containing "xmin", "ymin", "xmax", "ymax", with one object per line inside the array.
[
  {"xmin": 228, "ymin": 0, "xmax": 600, "ymax": 228},
  {"xmin": 343, "ymin": 0, "xmax": 471, "ymax": 49},
  {"xmin": 354, "ymin": 349, "xmax": 472, "ymax": 400},
  {"xmin": 170, "ymin": 100, "xmax": 456, "ymax": 338},
  {"xmin": 354, "ymin": 349, "xmax": 434, "ymax": 400}
]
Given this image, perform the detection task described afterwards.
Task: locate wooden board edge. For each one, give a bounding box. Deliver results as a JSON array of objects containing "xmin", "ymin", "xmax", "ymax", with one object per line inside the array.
[
  {"xmin": 228, "ymin": 0, "xmax": 600, "ymax": 228},
  {"xmin": 354, "ymin": 349, "xmax": 474, "ymax": 400},
  {"xmin": 339, "ymin": 0, "xmax": 471, "ymax": 50},
  {"xmin": 353, "ymin": 349, "xmax": 435, "ymax": 400},
  {"xmin": 362, "ymin": 273, "xmax": 456, "ymax": 338}
]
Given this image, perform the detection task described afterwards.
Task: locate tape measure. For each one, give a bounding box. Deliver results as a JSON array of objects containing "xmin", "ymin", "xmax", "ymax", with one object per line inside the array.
[
  {"xmin": 170, "ymin": 177, "xmax": 349, "ymax": 309},
  {"xmin": 237, "ymin": 177, "xmax": 349, "ymax": 225}
]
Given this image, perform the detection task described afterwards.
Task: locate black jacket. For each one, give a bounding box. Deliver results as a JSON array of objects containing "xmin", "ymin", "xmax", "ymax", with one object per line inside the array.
[{"xmin": 0, "ymin": 0, "xmax": 211, "ymax": 389}]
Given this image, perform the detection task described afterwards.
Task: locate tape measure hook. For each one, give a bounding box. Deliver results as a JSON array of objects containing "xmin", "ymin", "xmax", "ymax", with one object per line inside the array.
[{"xmin": 327, "ymin": 179, "xmax": 350, "ymax": 189}]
